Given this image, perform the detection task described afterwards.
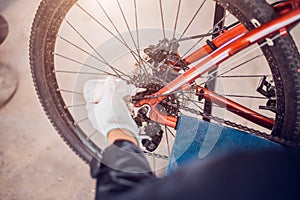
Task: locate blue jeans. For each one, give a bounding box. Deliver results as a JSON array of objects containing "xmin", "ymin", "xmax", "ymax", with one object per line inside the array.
[{"xmin": 166, "ymin": 115, "xmax": 283, "ymax": 174}]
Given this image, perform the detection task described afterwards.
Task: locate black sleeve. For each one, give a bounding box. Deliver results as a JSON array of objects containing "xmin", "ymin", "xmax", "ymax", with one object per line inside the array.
[
  {"xmin": 90, "ymin": 140, "xmax": 158, "ymax": 200},
  {"xmin": 90, "ymin": 140, "xmax": 300, "ymax": 200}
]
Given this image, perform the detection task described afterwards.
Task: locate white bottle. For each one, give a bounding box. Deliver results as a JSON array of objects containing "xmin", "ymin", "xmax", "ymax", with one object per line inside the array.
[{"xmin": 83, "ymin": 78, "xmax": 138, "ymax": 103}]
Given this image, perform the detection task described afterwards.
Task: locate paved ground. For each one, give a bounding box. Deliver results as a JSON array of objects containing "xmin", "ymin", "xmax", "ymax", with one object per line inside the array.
[
  {"xmin": 0, "ymin": 0, "xmax": 299, "ymax": 200},
  {"xmin": 0, "ymin": 1, "xmax": 95, "ymax": 199}
]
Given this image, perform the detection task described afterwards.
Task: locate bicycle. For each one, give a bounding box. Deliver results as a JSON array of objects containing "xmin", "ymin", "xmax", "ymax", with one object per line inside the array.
[{"xmin": 29, "ymin": 0, "xmax": 300, "ymax": 172}]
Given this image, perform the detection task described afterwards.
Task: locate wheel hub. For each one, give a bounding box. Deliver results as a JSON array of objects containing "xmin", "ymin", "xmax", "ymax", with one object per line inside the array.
[{"xmin": 130, "ymin": 38, "xmax": 189, "ymax": 151}]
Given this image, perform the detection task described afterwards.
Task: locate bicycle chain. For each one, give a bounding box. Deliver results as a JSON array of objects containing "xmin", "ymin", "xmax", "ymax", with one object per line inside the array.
[
  {"xmin": 181, "ymin": 105, "xmax": 299, "ymax": 146},
  {"xmin": 143, "ymin": 151, "xmax": 169, "ymax": 160},
  {"xmin": 145, "ymin": 104, "xmax": 299, "ymax": 160}
]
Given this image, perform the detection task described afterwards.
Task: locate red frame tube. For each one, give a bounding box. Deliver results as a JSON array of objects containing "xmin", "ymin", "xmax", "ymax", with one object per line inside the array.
[
  {"xmin": 184, "ymin": 24, "xmax": 248, "ymax": 65},
  {"xmin": 135, "ymin": 4, "xmax": 300, "ymax": 130},
  {"xmin": 184, "ymin": 0, "xmax": 300, "ymax": 64},
  {"xmin": 197, "ymin": 87, "xmax": 274, "ymax": 130}
]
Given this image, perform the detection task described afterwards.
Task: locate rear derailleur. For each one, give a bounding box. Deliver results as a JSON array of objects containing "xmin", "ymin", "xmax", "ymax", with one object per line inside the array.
[
  {"xmin": 134, "ymin": 106, "xmax": 163, "ymax": 152},
  {"xmin": 257, "ymin": 76, "xmax": 276, "ymax": 113}
]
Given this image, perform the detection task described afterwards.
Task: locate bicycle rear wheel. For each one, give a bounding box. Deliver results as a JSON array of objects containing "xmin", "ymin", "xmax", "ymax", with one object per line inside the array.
[{"xmin": 29, "ymin": 0, "xmax": 300, "ymax": 172}]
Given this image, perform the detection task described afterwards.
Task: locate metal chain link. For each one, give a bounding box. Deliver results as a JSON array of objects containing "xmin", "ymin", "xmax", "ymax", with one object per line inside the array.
[
  {"xmin": 180, "ymin": 105, "xmax": 299, "ymax": 147},
  {"xmin": 144, "ymin": 151, "xmax": 169, "ymax": 160},
  {"xmin": 146, "ymin": 104, "xmax": 299, "ymax": 160}
]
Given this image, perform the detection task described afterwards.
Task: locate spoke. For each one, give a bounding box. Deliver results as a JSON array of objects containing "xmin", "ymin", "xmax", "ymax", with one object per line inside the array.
[
  {"xmin": 201, "ymin": 54, "xmax": 264, "ymax": 86},
  {"xmin": 54, "ymin": 53, "xmax": 129, "ymax": 79},
  {"xmin": 199, "ymin": 74, "xmax": 271, "ymax": 79},
  {"xmin": 132, "ymin": 0, "xmax": 149, "ymax": 73},
  {"xmin": 116, "ymin": 0, "xmax": 148, "ymax": 73},
  {"xmin": 183, "ymin": 97, "xmax": 204, "ymax": 105},
  {"xmin": 55, "ymin": 70, "xmax": 122, "ymax": 77},
  {"xmin": 211, "ymin": 104, "xmax": 273, "ymax": 118},
  {"xmin": 173, "ymin": 0, "xmax": 182, "ymax": 39},
  {"xmin": 172, "ymin": 12, "xmax": 229, "ymax": 71},
  {"xmin": 165, "ymin": 126, "xmax": 175, "ymax": 138},
  {"xmin": 96, "ymin": 0, "xmax": 127, "ymax": 43},
  {"xmin": 183, "ymin": 91, "xmax": 268, "ymax": 110},
  {"xmin": 65, "ymin": 104, "xmax": 86, "ymax": 108},
  {"xmin": 222, "ymin": 94, "xmax": 267, "ymax": 99},
  {"xmin": 180, "ymin": 94, "xmax": 232, "ymax": 127},
  {"xmin": 76, "ymin": 2, "xmax": 150, "ymax": 74},
  {"xmin": 95, "ymin": 0, "xmax": 142, "ymax": 65},
  {"xmin": 182, "ymin": 93, "xmax": 204, "ymax": 112},
  {"xmin": 179, "ymin": 0, "xmax": 207, "ymax": 40},
  {"xmin": 134, "ymin": 0, "xmax": 140, "ymax": 54},
  {"xmin": 159, "ymin": 0, "xmax": 166, "ymax": 39},
  {"xmin": 75, "ymin": 117, "xmax": 89, "ymax": 125},
  {"xmin": 153, "ymin": 154, "xmax": 156, "ymax": 175},
  {"xmin": 58, "ymin": 89, "xmax": 83, "ymax": 95},
  {"xmin": 201, "ymin": 36, "xmax": 275, "ymax": 86},
  {"xmin": 57, "ymin": 35, "xmax": 130, "ymax": 79},
  {"xmin": 164, "ymin": 125, "xmax": 171, "ymax": 156},
  {"xmin": 218, "ymin": 75, "xmax": 271, "ymax": 78},
  {"xmin": 76, "ymin": 3, "xmax": 125, "ymax": 44},
  {"xmin": 179, "ymin": 13, "xmax": 229, "ymax": 60},
  {"xmin": 88, "ymin": 130, "xmax": 98, "ymax": 140},
  {"xmin": 183, "ymin": 93, "xmax": 272, "ymax": 119},
  {"xmin": 64, "ymin": 18, "xmax": 124, "ymax": 78},
  {"xmin": 116, "ymin": 0, "xmax": 139, "ymax": 56},
  {"xmin": 177, "ymin": 32, "xmax": 216, "ymax": 42},
  {"xmin": 131, "ymin": 0, "xmax": 150, "ymax": 74},
  {"xmin": 182, "ymin": 98, "xmax": 267, "ymax": 124},
  {"xmin": 58, "ymin": 35, "xmax": 102, "ymax": 63}
]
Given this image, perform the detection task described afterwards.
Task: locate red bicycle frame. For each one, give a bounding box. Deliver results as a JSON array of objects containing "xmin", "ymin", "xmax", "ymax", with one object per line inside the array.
[{"xmin": 135, "ymin": 1, "xmax": 300, "ymax": 129}]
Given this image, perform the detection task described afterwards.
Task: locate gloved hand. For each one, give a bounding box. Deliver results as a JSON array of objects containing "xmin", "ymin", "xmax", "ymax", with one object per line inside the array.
[{"xmin": 83, "ymin": 77, "xmax": 139, "ymax": 139}]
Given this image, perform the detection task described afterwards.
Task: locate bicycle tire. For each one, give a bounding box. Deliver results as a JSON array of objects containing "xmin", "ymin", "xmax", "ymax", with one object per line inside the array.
[
  {"xmin": 220, "ymin": 0, "xmax": 300, "ymax": 141},
  {"xmin": 29, "ymin": 0, "xmax": 300, "ymax": 164}
]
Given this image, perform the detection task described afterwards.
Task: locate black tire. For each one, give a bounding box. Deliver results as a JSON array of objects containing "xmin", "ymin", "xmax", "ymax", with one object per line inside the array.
[
  {"xmin": 217, "ymin": 0, "xmax": 300, "ymax": 142},
  {"xmin": 29, "ymin": 0, "xmax": 300, "ymax": 163}
]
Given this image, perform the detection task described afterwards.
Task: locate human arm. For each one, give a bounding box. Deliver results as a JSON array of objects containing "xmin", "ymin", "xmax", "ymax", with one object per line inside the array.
[
  {"xmin": 107, "ymin": 129, "xmax": 138, "ymax": 146},
  {"xmin": 84, "ymin": 78, "xmax": 157, "ymax": 199},
  {"xmin": 90, "ymin": 139, "xmax": 157, "ymax": 200}
]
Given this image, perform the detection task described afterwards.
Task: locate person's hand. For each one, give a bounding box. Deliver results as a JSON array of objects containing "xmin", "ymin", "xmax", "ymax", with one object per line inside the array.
[{"xmin": 83, "ymin": 77, "xmax": 139, "ymax": 141}]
